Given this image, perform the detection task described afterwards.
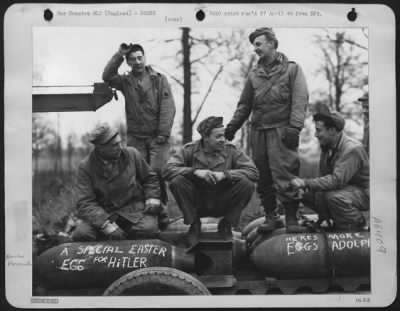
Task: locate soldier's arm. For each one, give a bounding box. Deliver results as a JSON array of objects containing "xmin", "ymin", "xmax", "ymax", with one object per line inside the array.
[
  {"xmin": 102, "ymin": 51, "xmax": 126, "ymax": 90},
  {"xmin": 226, "ymin": 77, "xmax": 254, "ymax": 132},
  {"xmin": 157, "ymin": 75, "xmax": 176, "ymax": 137},
  {"xmin": 289, "ymin": 64, "xmax": 309, "ymax": 129},
  {"xmin": 305, "ymin": 147, "xmax": 368, "ymax": 191},
  {"xmin": 162, "ymin": 147, "xmax": 196, "ymax": 181},
  {"xmin": 75, "ymin": 166, "xmax": 110, "ymax": 229},
  {"xmin": 224, "ymin": 146, "xmax": 259, "ymax": 182}
]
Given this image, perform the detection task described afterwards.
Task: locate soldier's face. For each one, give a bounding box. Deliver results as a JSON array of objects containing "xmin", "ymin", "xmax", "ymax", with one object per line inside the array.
[
  {"xmin": 253, "ymin": 35, "xmax": 274, "ymax": 60},
  {"xmin": 127, "ymin": 51, "xmax": 146, "ymax": 74},
  {"xmin": 97, "ymin": 134, "xmax": 122, "ymax": 160},
  {"xmin": 315, "ymin": 121, "xmax": 336, "ymax": 148},
  {"xmin": 204, "ymin": 127, "xmax": 226, "ymax": 152}
]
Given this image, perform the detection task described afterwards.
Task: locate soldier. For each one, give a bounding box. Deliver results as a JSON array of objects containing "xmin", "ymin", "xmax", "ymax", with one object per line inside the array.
[
  {"xmin": 290, "ymin": 106, "xmax": 370, "ymax": 232},
  {"xmin": 162, "ymin": 116, "xmax": 259, "ymax": 246},
  {"xmin": 102, "ymin": 43, "xmax": 176, "ymax": 228},
  {"xmin": 72, "ymin": 123, "xmax": 161, "ymax": 241},
  {"xmin": 224, "ymin": 28, "xmax": 309, "ymax": 233}
]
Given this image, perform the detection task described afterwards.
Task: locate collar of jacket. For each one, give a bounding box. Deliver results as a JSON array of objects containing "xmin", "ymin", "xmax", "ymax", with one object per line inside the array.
[
  {"xmin": 255, "ymin": 51, "xmax": 289, "ymax": 79},
  {"xmin": 192, "ymin": 139, "xmax": 229, "ymax": 168},
  {"xmin": 323, "ymin": 132, "xmax": 344, "ymax": 164},
  {"xmin": 90, "ymin": 148, "xmax": 130, "ymax": 178}
]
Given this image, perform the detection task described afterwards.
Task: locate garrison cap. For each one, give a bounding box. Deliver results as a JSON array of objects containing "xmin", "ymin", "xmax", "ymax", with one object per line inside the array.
[
  {"xmin": 197, "ymin": 116, "xmax": 224, "ymax": 136},
  {"xmin": 313, "ymin": 105, "xmax": 345, "ymax": 131},
  {"xmin": 249, "ymin": 27, "xmax": 278, "ymax": 45},
  {"xmin": 89, "ymin": 123, "xmax": 119, "ymax": 145}
]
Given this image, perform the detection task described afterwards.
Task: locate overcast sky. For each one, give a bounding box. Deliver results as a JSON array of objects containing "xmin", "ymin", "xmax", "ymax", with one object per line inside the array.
[{"xmin": 32, "ymin": 27, "xmax": 368, "ymax": 145}]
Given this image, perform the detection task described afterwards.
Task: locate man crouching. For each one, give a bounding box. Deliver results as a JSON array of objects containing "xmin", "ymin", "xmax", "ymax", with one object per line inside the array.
[
  {"xmin": 289, "ymin": 105, "xmax": 369, "ymax": 232},
  {"xmin": 162, "ymin": 116, "xmax": 259, "ymax": 247},
  {"xmin": 72, "ymin": 123, "xmax": 161, "ymax": 241}
]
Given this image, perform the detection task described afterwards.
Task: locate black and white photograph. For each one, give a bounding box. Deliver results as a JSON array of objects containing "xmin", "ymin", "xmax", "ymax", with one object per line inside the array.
[{"xmin": 4, "ymin": 3, "xmax": 396, "ymax": 308}]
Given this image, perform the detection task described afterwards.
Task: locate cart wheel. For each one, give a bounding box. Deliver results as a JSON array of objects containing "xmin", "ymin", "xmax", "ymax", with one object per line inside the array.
[{"xmin": 103, "ymin": 267, "xmax": 211, "ymax": 296}]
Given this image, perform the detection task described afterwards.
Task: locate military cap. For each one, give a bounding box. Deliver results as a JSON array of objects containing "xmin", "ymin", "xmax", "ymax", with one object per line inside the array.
[
  {"xmin": 313, "ymin": 105, "xmax": 345, "ymax": 131},
  {"xmin": 249, "ymin": 27, "xmax": 278, "ymax": 46},
  {"xmin": 197, "ymin": 116, "xmax": 224, "ymax": 136},
  {"xmin": 89, "ymin": 123, "xmax": 119, "ymax": 145}
]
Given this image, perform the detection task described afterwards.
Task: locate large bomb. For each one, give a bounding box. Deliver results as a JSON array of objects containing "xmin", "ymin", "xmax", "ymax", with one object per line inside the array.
[
  {"xmin": 250, "ymin": 232, "xmax": 370, "ymax": 279},
  {"xmin": 34, "ymin": 239, "xmax": 194, "ymax": 289}
]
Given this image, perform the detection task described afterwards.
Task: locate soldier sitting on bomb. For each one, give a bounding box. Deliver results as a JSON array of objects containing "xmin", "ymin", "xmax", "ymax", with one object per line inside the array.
[{"xmin": 162, "ymin": 116, "xmax": 259, "ymax": 247}]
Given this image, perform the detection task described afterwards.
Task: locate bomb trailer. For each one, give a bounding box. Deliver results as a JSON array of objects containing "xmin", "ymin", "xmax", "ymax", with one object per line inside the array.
[{"xmin": 32, "ymin": 83, "xmax": 370, "ymax": 296}]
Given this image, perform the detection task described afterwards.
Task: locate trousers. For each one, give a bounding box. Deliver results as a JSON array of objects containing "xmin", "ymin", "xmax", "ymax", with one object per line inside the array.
[
  {"xmin": 250, "ymin": 126, "xmax": 300, "ymax": 214},
  {"xmin": 169, "ymin": 175, "xmax": 254, "ymax": 227},
  {"xmin": 302, "ymin": 185, "xmax": 369, "ymax": 230},
  {"xmin": 127, "ymin": 133, "xmax": 170, "ymax": 207},
  {"xmin": 71, "ymin": 213, "xmax": 158, "ymax": 241}
]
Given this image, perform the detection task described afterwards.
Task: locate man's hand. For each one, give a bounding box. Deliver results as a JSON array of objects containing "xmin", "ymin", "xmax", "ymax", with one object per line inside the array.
[
  {"xmin": 289, "ymin": 178, "xmax": 307, "ymax": 190},
  {"xmin": 213, "ymin": 172, "xmax": 226, "ymax": 183},
  {"xmin": 194, "ymin": 169, "xmax": 217, "ymax": 185},
  {"xmin": 224, "ymin": 126, "xmax": 236, "ymax": 141},
  {"xmin": 144, "ymin": 198, "xmax": 161, "ymax": 215},
  {"xmin": 118, "ymin": 43, "xmax": 131, "ymax": 56},
  {"xmin": 155, "ymin": 135, "xmax": 168, "ymax": 144},
  {"xmin": 282, "ymin": 126, "xmax": 301, "ymax": 150}
]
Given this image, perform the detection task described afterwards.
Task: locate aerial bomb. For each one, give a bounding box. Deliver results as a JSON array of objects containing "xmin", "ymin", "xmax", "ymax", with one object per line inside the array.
[
  {"xmin": 250, "ymin": 231, "xmax": 370, "ymax": 279},
  {"xmin": 34, "ymin": 239, "xmax": 194, "ymax": 289}
]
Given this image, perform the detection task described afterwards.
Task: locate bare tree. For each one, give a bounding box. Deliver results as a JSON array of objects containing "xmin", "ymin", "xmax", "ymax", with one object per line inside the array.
[
  {"xmin": 155, "ymin": 28, "xmax": 255, "ymax": 143},
  {"xmin": 182, "ymin": 28, "xmax": 192, "ymax": 143},
  {"xmin": 314, "ymin": 29, "xmax": 368, "ymax": 112}
]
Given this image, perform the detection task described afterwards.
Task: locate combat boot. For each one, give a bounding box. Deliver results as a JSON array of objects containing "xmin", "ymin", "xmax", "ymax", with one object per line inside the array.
[
  {"xmin": 285, "ymin": 202, "xmax": 306, "ymax": 233},
  {"xmin": 185, "ymin": 218, "xmax": 201, "ymax": 248},
  {"xmin": 217, "ymin": 218, "xmax": 232, "ymax": 238},
  {"xmin": 257, "ymin": 214, "xmax": 278, "ymax": 233},
  {"xmin": 257, "ymin": 191, "xmax": 280, "ymax": 233}
]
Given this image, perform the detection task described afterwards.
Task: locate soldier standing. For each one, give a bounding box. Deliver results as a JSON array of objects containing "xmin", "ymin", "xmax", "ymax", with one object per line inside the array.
[
  {"xmin": 103, "ymin": 43, "xmax": 176, "ymax": 228},
  {"xmin": 225, "ymin": 28, "xmax": 309, "ymax": 233}
]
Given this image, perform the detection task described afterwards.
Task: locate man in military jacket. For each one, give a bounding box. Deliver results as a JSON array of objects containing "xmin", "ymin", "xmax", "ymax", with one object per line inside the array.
[
  {"xmin": 103, "ymin": 43, "xmax": 176, "ymax": 227},
  {"xmin": 163, "ymin": 116, "xmax": 259, "ymax": 245},
  {"xmin": 72, "ymin": 124, "xmax": 161, "ymax": 241},
  {"xmin": 290, "ymin": 106, "xmax": 369, "ymax": 232},
  {"xmin": 225, "ymin": 28, "xmax": 309, "ymax": 233}
]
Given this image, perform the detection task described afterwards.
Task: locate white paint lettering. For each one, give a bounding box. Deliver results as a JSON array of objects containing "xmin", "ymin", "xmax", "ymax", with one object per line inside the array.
[
  {"xmin": 107, "ymin": 256, "xmax": 117, "ymax": 268},
  {"xmin": 60, "ymin": 258, "xmax": 71, "ymax": 270},
  {"xmin": 287, "ymin": 241, "xmax": 296, "ymax": 255},
  {"xmin": 159, "ymin": 247, "xmax": 167, "ymax": 257},
  {"xmin": 105, "ymin": 246, "xmax": 114, "ymax": 254},
  {"xmin": 60, "ymin": 247, "xmax": 69, "ymax": 256},
  {"xmin": 129, "ymin": 244, "xmax": 137, "ymax": 254},
  {"xmin": 76, "ymin": 246, "xmax": 85, "ymax": 255},
  {"xmin": 140, "ymin": 257, "xmax": 147, "ymax": 268},
  {"xmin": 59, "ymin": 258, "xmax": 85, "ymax": 271}
]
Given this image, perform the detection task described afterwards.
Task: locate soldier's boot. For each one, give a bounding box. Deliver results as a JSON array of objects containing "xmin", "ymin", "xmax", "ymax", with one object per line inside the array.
[
  {"xmin": 257, "ymin": 214, "xmax": 278, "ymax": 233},
  {"xmin": 257, "ymin": 191, "xmax": 282, "ymax": 233},
  {"xmin": 285, "ymin": 202, "xmax": 305, "ymax": 233},
  {"xmin": 217, "ymin": 218, "xmax": 232, "ymax": 238},
  {"xmin": 185, "ymin": 218, "xmax": 201, "ymax": 248}
]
